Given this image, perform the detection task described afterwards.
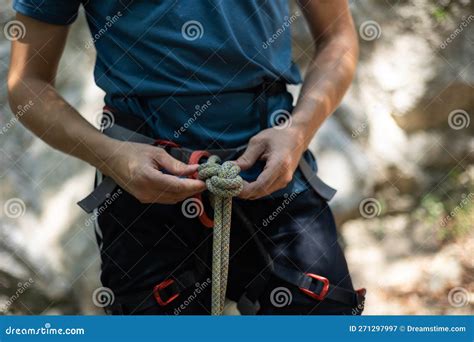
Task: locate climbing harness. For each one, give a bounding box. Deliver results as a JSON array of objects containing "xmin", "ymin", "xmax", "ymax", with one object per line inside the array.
[
  {"xmin": 79, "ymin": 80, "xmax": 365, "ymax": 315},
  {"xmin": 79, "ymin": 111, "xmax": 366, "ymax": 315},
  {"xmin": 197, "ymin": 156, "xmax": 243, "ymax": 315}
]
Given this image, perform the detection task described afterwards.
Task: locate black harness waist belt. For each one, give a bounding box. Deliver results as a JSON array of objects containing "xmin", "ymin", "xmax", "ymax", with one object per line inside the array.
[{"xmin": 77, "ymin": 122, "xmax": 337, "ymax": 213}]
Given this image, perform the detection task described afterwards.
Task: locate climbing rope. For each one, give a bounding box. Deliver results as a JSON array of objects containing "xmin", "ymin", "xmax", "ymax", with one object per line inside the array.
[{"xmin": 198, "ymin": 155, "xmax": 243, "ymax": 315}]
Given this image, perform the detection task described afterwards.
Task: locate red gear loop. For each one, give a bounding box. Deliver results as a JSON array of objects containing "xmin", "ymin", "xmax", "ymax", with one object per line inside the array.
[{"xmin": 188, "ymin": 150, "xmax": 213, "ymax": 228}]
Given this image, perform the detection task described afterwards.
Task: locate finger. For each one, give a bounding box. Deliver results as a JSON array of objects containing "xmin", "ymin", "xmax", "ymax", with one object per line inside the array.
[
  {"xmin": 235, "ymin": 141, "xmax": 266, "ymax": 170},
  {"xmin": 147, "ymin": 169, "xmax": 206, "ymax": 195},
  {"xmin": 148, "ymin": 192, "xmax": 196, "ymax": 205},
  {"xmin": 239, "ymin": 158, "xmax": 281, "ymax": 199},
  {"xmin": 237, "ymin": 180, "xmax": 252, "ymax": 199},
  {"xmin": 156, "ymin": 150, "xmax": 199, "ymax": 176}
]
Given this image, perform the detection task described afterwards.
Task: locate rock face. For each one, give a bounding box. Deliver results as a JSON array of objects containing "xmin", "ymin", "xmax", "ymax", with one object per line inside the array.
[
  {"xmin": 292, "ymin": 0, "xmax": 474, "ymax": 221},
  {"xmin": 1, "ymin": 1, "xmax": 104, "ymax": 314},
  {"xmin": 344, "ymin": 1, "xmax": 473, "ymax": 315},
  {"xmin": 0, "ymin": 0, "xmax": 472, "ymax": 315}
]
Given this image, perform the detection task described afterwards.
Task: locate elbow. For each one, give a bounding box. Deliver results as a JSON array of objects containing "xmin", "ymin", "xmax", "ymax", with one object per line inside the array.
[
  {"xmin": 347, "ymin": 35, "xmax": 359, "ymax": 79},
  {"xmin": 314, "ymin": 29, "xmax": 359, "ymax": 78},
  {"xmin": 351, "ymin": 33, "xmax": 360, "ymax": 63},
  {"xmin": 335, "ymin": 27, "xmax": 359, "ymax": 76},
  {"xmin": 314, "ymin": 26, "xmax": 359, "ymax": 60},
  {"xmin": 336, "ymin": 27, "xmax": 359, "ymax": 65},
  {"xmin": 7, "ymin": 75, "xmax": 20, "ymax": 114},
  {"xmin": 7, "ymin": 69, "xmax": 22, "ymax": 107},
  {"xmin": 351, "ymin": 32, "xmax": 360, "ymax": 67},
  {"xmin": 7, "ymin": 73, "xmax": 35, "ymax": 120}
]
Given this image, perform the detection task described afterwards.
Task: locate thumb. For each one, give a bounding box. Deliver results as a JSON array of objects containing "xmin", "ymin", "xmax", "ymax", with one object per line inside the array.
[
  {"xmin": 157, "ymin": 151, "xmax": 198, "ymax": 176},
  {"xmin": 236, "ymin": 141, "xmax": 266, "ymax": 170}
]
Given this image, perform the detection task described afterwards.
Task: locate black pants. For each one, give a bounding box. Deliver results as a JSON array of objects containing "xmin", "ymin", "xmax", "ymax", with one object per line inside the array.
[{"xmin": 96, "ymin": 183, "xmax": 358, "ymax": 315}]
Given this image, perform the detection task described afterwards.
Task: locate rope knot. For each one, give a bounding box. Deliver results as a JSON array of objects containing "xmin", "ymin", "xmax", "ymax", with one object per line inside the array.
[
  {"xmin": 196, "ymin": 155, "xmax": 243, "ymax": 314},
  {"xmin": 198, "ymin": 155, "xmax": 243, "ymax": 198}
]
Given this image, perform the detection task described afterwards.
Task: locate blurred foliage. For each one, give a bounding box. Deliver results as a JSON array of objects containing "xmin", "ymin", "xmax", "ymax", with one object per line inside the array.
[
  {"xmin": 415, "ymin": 167, "xmax": 474, "ymax": 243},
  {"xmin": 432, "ymin": 7, "xmax": 448, "ymax": 21}
]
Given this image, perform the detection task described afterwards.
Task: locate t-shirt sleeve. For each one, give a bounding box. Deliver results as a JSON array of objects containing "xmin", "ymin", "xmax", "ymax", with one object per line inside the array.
[{"xmin": 13, "ymin": 0, "xmax": 82, "ymax": 25}]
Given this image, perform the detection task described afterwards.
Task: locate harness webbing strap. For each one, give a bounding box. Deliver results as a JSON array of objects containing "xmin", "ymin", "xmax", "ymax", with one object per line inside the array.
[
  {"xmin": 77, "ymin": 125, "xmax": 156, "ymax": 213},
  {"xmin": 78, "ymin": 176, "xmax": 118, "ymax": 213},
  {"xmin": 298, "ymin": 158, "xmax": 337, "ymax": 201},
  {"xmin": 108, "ymin": 268, "xmax": 203, "ymax": 312},
  {"xmin": 231, "ymin": 202, "xmax": 365, "ymax": 314},
  {"xmin": 99, "ymin": 122, "xmax": 155, "ymax": 145},
  {"xmin": 76, "ymin": 124, "xmax": 247, "ymax": 213},
  {"xmin": 77, "ymin": 122, "xmax": 336, "ymax": 213},
  {"xmin": 273, "ymin": 262, "xmax": 365, "ymax": 308}
]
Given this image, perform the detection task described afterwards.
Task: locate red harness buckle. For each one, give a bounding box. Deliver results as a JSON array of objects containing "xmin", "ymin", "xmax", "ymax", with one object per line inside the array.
[
  {"xmin": 188, "ymin": 150, "xmax": 214, "ymax": 228},
  {"xmin": 154, "ymin": 139, "xmax": 180, "ymax": 148},
  {"xmin": 188, "ymin": 150, "xmax": 211, "ymax": 179},
  {"xmin": 153, "ymin": 279, "xmax": 179, "ymax": 306},
  {"xmin": 192, "ymin": 193, "xmax": 214, "ymax": 228},
  {"xmin": 299, "ymin": 273, "xmax": 330, "ymax": 301}
]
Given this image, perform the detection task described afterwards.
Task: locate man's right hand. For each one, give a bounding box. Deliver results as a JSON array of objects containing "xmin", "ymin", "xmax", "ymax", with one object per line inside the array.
[
  {"xmin": 100, "ymin": 141, "xmax": 206, "ymax": 204},
  {"xmin": 8, "ymin": 14, "xmax": 206, "ymax": 206}
]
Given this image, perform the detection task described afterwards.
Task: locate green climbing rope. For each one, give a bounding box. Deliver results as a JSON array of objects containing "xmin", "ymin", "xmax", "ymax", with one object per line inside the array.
[{"xmin": 198, "ymin": 155, "xmax": 243, "ymax": 315}]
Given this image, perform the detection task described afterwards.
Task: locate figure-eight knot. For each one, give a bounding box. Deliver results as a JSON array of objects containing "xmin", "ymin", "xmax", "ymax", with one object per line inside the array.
[
  {"xmin": 197, "ymin": 155, "xmax": 243, "ymax": 315},
  {"xmin": 197, "ymin": 155, "xmax": 243, "ymax": 197}
]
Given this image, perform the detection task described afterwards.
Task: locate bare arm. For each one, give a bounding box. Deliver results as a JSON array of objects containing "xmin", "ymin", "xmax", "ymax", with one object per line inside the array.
[
  {"xmin": 8, "ymin": 14, "xmax": 205, "ymax": 204},
  {"xmin": 237, "ymin": 0, "xmax": 358, "ymax": 199},
  {"xmin": 7, "ymin": 14, "xmax": 118, "ymax": 169},
  {"xmin": 292, "ymin": 0, "xmax": 359, "ymax": 146}
]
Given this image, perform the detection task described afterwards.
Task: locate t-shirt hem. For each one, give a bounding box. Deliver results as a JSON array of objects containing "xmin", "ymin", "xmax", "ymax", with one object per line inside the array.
[{"xmin": 13, "ymin": 2, "xmax": 78, "ymax": 25}]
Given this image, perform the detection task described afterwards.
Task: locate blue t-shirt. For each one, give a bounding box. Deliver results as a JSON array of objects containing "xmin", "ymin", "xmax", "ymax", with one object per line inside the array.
[
  {"xmin": 14, "ymin": 0, "xmax": 313, "ymax": 195},
  {"xmin": 13, "ymin": 1, "xmax": 301, "ymax": 98}
]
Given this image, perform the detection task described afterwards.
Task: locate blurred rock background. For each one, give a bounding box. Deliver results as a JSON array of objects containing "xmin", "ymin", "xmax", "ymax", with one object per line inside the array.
[{"xmin": 0, "ymin": 0, "xmax": 472, "ymax": 315}]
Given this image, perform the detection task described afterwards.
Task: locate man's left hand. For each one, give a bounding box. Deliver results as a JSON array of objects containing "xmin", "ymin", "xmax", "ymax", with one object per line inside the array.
[{"xmin": 236, "ymin": 126, "xmax": 306, "ymax": 200}]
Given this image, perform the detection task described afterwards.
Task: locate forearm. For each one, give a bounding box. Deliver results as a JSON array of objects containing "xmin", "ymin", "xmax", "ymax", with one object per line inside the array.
[
  {"xmin": 292, "ymin": 33, "xmax": 359, "ymax": 148},
  {"xmin": 8, "ymin": 77, "xmax": 119, "ymax": 173}
]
